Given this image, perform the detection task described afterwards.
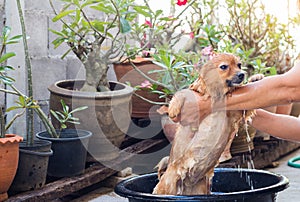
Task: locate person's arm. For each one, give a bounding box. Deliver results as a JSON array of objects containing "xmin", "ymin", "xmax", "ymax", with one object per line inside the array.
[
  {"xmin": 220, "ymin": 61, "xmax": 300, "ymax": 111},
  {"xmin": 171, "ymin": 61, "xmax": 300, "ymax": 124},
  {"xmin": 251, "ymin": 109, "xmax": 300, "ymax": 142}
]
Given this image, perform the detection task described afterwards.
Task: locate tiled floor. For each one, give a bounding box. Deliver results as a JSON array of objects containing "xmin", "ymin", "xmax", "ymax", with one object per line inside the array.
[{"xmin": 75, "ymin": 148, "xmax": 300, "ymax": 202}]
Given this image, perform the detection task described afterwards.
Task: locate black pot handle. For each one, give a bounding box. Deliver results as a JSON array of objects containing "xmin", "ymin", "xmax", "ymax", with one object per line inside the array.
[{"xmin": 19, "ymin": 148, "xmax": 53, "ymax": 157}]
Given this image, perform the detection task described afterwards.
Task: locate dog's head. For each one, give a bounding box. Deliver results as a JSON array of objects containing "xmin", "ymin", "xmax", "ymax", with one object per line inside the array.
[{"xmin": 190, "ymin": 53, "xmax": 245, "ymax": 99}]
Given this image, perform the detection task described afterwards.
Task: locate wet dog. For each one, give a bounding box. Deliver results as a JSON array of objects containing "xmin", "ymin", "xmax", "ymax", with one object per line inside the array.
[{"xmin": 153, "ymin": 53, "xmax": 255, "ymax": 195}]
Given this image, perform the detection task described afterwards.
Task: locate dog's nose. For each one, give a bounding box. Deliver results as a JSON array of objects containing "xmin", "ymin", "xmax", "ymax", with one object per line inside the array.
[{"xmin": 237, "ymin": 72, "xmax": 245, "ymax": 81}]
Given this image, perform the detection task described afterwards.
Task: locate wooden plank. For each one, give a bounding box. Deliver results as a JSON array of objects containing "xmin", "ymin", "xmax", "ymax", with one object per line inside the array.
[{"xmin": 7, "ymin": 138, "xmax": 167, "ymax": 202}]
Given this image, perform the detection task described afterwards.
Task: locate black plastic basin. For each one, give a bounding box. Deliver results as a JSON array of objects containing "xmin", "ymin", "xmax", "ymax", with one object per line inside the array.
[{"xmin": 115, "ymin": 168, "xmax": 289, "ymax": 202}]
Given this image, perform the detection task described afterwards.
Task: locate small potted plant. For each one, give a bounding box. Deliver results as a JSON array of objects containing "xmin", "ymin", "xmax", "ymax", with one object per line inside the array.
[{"xmin": 36, "ymin": 100, "xmax": 91, "ymax": 178}]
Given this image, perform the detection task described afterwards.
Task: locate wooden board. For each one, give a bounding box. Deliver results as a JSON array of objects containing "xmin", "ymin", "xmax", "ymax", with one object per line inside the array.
[{"xmin": 7, "ymin": 138, "xmax": 167, "ymax": 202}]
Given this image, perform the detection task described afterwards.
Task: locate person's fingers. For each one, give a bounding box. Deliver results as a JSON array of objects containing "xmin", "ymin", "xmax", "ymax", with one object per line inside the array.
[{"xmin": 248, "ymin": 74, "xmax": 264, "ymax": 82}]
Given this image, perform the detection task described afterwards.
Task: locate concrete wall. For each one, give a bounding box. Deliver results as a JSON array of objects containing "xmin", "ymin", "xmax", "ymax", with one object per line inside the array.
[
  {"xmin": 3, "ymin": 0, "xmax": 86, "ymax": 135},
  {"xmin": 0, "ymin": 0, "xmax": 5, "ymax": 109},
  {"xmin": 1, "ymin": 0, "xmax": 119, "ymax": 136}
]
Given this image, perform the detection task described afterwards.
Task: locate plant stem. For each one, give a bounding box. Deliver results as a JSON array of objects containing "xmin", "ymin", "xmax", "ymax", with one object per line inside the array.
[
  {"xmin": 133, "ymin": 92, "xmax": 168, "ymax": 105},
  {"xmin": 129, "ymin": 60, "xmax": 169, "ymax": 89},
  {"xmin": 0, "ymin": 87, "xmax": 19, "ymax": 95},
  {"xmin": 34, "ymin": 107, "xmax": 59, "ymax": 138},
  {"xmin": 175, "ymin": 0, "xmax": 197, "ymax": 19},
  {"xmin": 16, "ymin": 0, "xmax": 34, "ymax": 145},
  {"xmin": 0, "ymin": 107, "xmax": 4, "ymax": 138},
  {"xmin": 2, "ymin": 84, "xmax": 58, "ymax": 138},
  {"xmin": 5, "ymin": 109, "xmax": 25, "ymax": 132}
]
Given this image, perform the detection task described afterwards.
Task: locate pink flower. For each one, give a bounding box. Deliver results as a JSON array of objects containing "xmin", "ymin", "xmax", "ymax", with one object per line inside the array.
[
  {"xmin": 201, "ymin": 46, "xmax": 217, "ymax": 61},
  {"xmin": 140, "ymin": 80, "xmax": 152, "ymax": 88},
  {"xmin": 144, "ymin": 20, "xmax": 152, "ymax": 28},
  {"xmin": 176, "ymin": 0, "xmax": 188, "ymax": 6},
  {"xmin": 201, "ymin": 46, "xmax": 214, "ymax": 56},
  {"xmin": 142, "ymin": 50, "xmax": 151, "ymax": 57},
  {"xmin": 189, "ymin": 32, "xmax": 194, "ymax": 39}
]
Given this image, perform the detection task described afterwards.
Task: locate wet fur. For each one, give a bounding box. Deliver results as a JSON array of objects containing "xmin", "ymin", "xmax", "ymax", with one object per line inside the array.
[{"xmin": 153, "ymin": 53, "xmax": 255, "ymax": 195}]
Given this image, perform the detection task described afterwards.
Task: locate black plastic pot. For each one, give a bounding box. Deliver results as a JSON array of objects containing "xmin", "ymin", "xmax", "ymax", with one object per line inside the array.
[
  {"xmin": 36, "ymin": 129, "xmax": 92, "ymax": 177},
  {"xmin": 115, "ymin": 168, "xmax": 289, "ymax": 202},
  {"xmin": 9, "ymin": 140, "xmax": 53, "ymax": 194}
]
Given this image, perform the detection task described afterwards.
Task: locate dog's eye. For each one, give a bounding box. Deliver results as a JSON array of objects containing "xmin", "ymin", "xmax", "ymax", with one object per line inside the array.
[
  {"xmin": 237, "ymin": 63, "xmax": 242, "ymax": 69},
  {"xmin": 219, "ymin": 65, "xmax": 228, "ymax": 70}
]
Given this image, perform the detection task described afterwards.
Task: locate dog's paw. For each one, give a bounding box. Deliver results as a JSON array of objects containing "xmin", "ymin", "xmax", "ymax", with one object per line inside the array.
[
  {"xmin": 168, "ymin": 93, "xmax": 185, "ymax": 119},
  {"xmin": 154, "ymin": 156, "xmax": 169, "ymax": 179},
  {"xmin": 248, "ymin": 74, "xmax": 264, "ymax": 83}
]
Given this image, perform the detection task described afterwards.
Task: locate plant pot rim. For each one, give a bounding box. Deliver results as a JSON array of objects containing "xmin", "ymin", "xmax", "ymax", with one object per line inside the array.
[
  {"xmin": 48, "ymin": 79, "xmax": 133, "ymax": 99},
  {"xmin": 0, "ymin": 134, "xmax": 23, "ymax": 144},
  {"xmin": 114, "ymin": 56, "xmax": 154, "ymax": 65},
  {"xmin": 36, "ymin": 129, "xmax": 92, "ymax": 142}
]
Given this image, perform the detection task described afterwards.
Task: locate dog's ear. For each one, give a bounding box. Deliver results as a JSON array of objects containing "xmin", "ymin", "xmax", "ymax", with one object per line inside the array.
[{"xmin": 189, "ymin": 77, "xmax": 206, "ymax": 95}]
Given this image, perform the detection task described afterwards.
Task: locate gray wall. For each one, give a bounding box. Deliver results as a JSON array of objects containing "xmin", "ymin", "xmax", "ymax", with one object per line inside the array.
[
  {"xmin": 0, "ymin": 0, "xmax": 5, "ymax": 109},
  {"xmin": 1, "ymin": 0, "xmax": 119, "ymax": 136},
  {"xmin": 3, "ymin": 0, "xmax": 87, "ymax": 135}
]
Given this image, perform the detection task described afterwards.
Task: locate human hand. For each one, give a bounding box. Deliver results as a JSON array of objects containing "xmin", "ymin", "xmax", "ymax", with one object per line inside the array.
[
  {"xmin": 248, "ymin": 74, "xmax": 264, "ymax": 83},
  {"xmin": 168, "ymin": 89, "xmax": 211, "ymax": 126}
]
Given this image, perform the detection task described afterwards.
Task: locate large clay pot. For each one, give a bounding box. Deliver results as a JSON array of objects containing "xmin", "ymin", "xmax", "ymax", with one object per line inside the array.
[
  {"xmin": 0, "ymin": 134, "xmax": 23, "ymax": 201},
  {"xmin": 114, "ymin": 57, "xmax": 165, "ymax": 118},
  {"xmin": 48, "ymin": 80, "xmax": 133, "ymax": 162}
]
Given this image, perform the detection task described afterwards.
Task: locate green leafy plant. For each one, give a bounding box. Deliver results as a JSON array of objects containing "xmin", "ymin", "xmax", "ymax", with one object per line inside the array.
[
  {"xmin": 0, "ymin": 26, "xmax": 24, "ymax": 138},
  {"xmin": 50, "ymin": 99, "xmax": 88, "ymax": 136},
  {"xmin": 128, "ymin": 0, "xmax": 195, "ymax": 53},
  {"xmin": 223, "ymin": 0, "xmax": 297, "ymax": 74},
  {"xmin": 49, "ymin": 0, "xmax": 202, "ymax": 94},
  {"xmin": 0, "ymin": 25, "xmax": 82, "ymax": 140},
  {"xmin": 133, "ymin": 49, "xmax": 199, "ymax": 104},
  {"xmin": 49, "ymin": 0, "xmax": 139, "ymax": 92},
  {"xmin": 0, "ymin": 26, "xmax": 53, "ymax": 139}
]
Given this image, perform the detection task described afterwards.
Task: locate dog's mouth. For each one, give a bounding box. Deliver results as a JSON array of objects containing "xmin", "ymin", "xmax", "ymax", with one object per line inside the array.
[{"xmin": 226, "ymin": 72, "xmax": 245, "ymax": 87}]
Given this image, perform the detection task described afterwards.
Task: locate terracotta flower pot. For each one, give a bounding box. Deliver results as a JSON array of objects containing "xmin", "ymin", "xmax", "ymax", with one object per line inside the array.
[
  {"xmin": 0, "ymin": 134, "xmax": 23, "ymax": 201},
  {"xmin": 114, "ymin": 56, "xmax": 165, "ymax": 118}
]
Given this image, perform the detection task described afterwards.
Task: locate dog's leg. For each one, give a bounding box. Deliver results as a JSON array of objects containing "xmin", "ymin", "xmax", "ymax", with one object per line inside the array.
[{"xmin": 168, "ymin": 92, "xmax": 185, "ymax": 120}]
